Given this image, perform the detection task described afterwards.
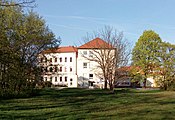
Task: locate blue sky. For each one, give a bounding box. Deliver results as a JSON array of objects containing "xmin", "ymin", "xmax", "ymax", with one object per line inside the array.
[{"xmin": 35, "ymin": 0, "xmax": 175, "ymax": 47}]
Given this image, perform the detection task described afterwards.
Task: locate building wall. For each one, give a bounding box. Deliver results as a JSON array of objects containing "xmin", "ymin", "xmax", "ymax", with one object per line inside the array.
[
  {"xmin": 39, "ymin": 52, "xmax": 77, "ymax": 87},
  {"xmin": 77, "ymin": 49, "xmax": 104, "ymax": 88},
  {"xmin": 39, "ymin": 48, "xmax": 115, "ymax": 89}
]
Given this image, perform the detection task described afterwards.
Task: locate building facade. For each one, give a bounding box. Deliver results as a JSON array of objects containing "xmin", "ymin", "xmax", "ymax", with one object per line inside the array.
[
  {"xmin": 39, "ymin": 46, "xmax": 78, "ymax": 87},
  {"xmin": 39, "ymin": 38, "xmax": 113, "ymax": 88}
]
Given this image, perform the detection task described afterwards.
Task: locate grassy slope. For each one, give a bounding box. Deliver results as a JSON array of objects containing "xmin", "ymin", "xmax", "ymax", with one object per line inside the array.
[{"xmin": 0, "ymin": 88, "xmax": 175, "ymax": 120}]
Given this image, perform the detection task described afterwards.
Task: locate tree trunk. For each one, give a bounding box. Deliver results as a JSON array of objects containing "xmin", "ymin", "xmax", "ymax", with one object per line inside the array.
[
  {"xmin": 143, "ymin": 78, "xmax": 146, "ymax": 88},
  {"xmin": 164, "ymin": 82, "xmax": 167, "ymax": 90},
  {"xmin": 109, "ymin": 83, "xmax": 113, "ymax": 90},
  {"xmin": 104, "ymin": 79, "xmax": 107, "ymax": 89}
]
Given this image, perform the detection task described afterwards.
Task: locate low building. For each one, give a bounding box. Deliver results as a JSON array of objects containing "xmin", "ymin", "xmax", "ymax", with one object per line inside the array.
[{"xmin": 115, "ymin": 66, "xmax": 159, "ymax": 88}]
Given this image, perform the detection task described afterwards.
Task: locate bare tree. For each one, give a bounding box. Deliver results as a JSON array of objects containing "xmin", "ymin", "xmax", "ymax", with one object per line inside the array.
[
  {"xmin": 81, "ymin": 26, "xmax": 130, "ymax": 90},
  {"xmin": 0, "ymin": 0, "xmax": 35, "ymax": 7}
]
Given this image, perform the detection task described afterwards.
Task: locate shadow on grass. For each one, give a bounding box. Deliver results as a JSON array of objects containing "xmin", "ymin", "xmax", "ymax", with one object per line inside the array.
[{"xmin": 0, "ymin": 88, "xmax": 175, "ymax": 120}]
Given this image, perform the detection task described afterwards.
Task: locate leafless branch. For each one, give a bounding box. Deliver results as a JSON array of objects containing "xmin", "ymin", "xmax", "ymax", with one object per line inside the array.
[
  {"xmin": 81, "ymin": 26, "xmax": 131, "ymax": 90},
  {"xmin": 0, "ymin": 0, "xmax": 36, "ymax": 7}
]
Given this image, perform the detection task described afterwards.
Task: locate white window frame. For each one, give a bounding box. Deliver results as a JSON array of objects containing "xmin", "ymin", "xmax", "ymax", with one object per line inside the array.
[
  {"xmin": 83, "ymin": 62, "xmax": 88, "ymax": 68},
  {"xmin": 83, "ymin": 51, "xmax": 87, "ymax": 55},
  {"xmin": 89, "ymin": 51, "xmax": 93, "ymax": 57},
  {"xmin": 89, "ymin": 74, "xmax": 93, "ymax": 79},
  {"xmin": 55, "ymin": 77, "xmax": 57, "ymax": 82}
]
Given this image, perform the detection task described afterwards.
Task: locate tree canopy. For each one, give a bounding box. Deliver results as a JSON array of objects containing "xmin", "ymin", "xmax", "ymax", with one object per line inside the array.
[
  {"xmin": 0, "ymin": 3, "xmax": 60, "ymax": 98},
  {"xmin": 132, "ymin": 30, "xmax": 162, "ymax": 87},
  {"xmin": 158, "ymin": 42, "xmax": 175, "ymax": 90}
]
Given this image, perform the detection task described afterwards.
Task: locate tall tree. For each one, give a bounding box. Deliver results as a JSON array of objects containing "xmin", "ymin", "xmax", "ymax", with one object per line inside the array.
[
  {"xmin": 82, "ymin": 26, "xmax": 130, "ymax": 90},
  {"xmin": 132, "ymin": 30, "xmax": 162, "ymax": 88},
  {"xmin": 0, "ymin": 4, "xmax": 60, "ymax": 97},
  {"xmin": 158, "ymin": 42, "xmax": 175, "ymax": 90}
]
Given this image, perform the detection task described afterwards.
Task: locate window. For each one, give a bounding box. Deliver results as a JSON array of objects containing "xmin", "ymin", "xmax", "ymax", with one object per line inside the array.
[
  {"xmin": 45, "ymin": 77, "xmax": 47, "ymax": 81},
  {"xmin": 65, "ymin": 57, "xmax": 67, "ymax": 62},
  {"xmin": 60, "ymin": 77, "xmax": 62, "ymax": 82},
  {"xmin": 83, "ymin": 51, "xmax": 87, "ymax": 55},
  {"xmin": 40, "ymin": 58, "xmax": 43, "ymax": 63},
  {"xmin": 60, "ymin": 57, "xmax": 62, "ymax": 62},
  {"xmin": 70, "ymin": 78, "xmax": 73, "ymax": 85},
  {"xmin": 45, "ymin": 58, "xmax": 47, "ymax": 63},
  {"xmin": 50, "ymin": 77, "xmax": 52, "ymax": 82},
  {"xmin": 89, "ymin": 74, "xmax": 93, "ymax": 79},
  {"xmin": 70, "ymin": 67, "xmax": 72, "ymax": 72},
  {"xmin": 55, "ymin": 66, "xmax": 57, "ymax": 72},
  {"xmin": 60, "ymin": 67, "xmax": 62, "ymax": 72},
  {"xmin": 70, "ymin": 57, "xmax": 72, "ymax": 62},
  {"xmin": 55, "ymin": 58, "xmax": 57, "ymax": 62},
  {"xmin": 49, "ymin": 67, "xmax": 53, "ymax": 72},
  {"xmin": 65, "ymin": 77, "xmax": 67, "ymax": 82},
  {"xmin": 89, "ymin": 51, "xmax": 93, "ymax": 57},
  {"xmin": 55, "ymin": 77, "xmax": 57, "ymax": 82},
  {"xmin": 50, "ymin": 58, "xmax": 52, "ymax": 62},
  {"xmin": 83, "ymin": 63, "xmax": 87, "ymax": 68},
  {"xmin": 89, "ymin": 81, "xmax": 93, "ymax": 86},
  {"xmin": 65, "ymin": 67, "xmax": 67, "ymax": 72},
  {"xmin": 45, "ymin": 67, "xmax": 48, "ymax": 72}
]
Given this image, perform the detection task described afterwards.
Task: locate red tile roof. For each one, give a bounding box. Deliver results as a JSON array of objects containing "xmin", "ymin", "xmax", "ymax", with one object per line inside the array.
[
  {"xmin": 118, "ymin": 66, "xmax": 142, "ymax": 72},
  {"xmin": 43, "ymin": 46, "xmax": 77, "ymax": 53},
  {"xmin": 78, "ymin": 37, "xmax": 113, "ymax": 49}
]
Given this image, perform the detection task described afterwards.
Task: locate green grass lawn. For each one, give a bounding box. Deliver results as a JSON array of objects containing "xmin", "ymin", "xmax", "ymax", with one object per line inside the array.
[{"xmin": 0, "ymin": 88, "xmax": 175, "ymax": 120}]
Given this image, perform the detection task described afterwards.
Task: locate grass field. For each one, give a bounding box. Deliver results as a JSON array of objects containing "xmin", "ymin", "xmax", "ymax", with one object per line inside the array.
[{"xmin": 0, "ymin": 88, "xmax": 175, "ymax": 120}]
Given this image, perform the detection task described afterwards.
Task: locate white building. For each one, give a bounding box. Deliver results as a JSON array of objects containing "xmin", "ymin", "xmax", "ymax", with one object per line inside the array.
[
  {"xmin": 39, "ymin": 38, "xmax": 113, "ymax": 88},
  {"xmin": 39, "ymin": 46, "xmax": 78, "ymax": 87}
]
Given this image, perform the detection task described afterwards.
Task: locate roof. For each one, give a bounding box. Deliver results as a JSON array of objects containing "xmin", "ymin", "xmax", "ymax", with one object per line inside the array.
[
  {"xmin": 43, "ymin": 46, "xmax": 77, "ymax": 53},
  {"xmin": 78, "ymin": 37, "xmax": 113, "ymax": 49},
  {"xmin": 117, "ymin": 66, "xmax": 142, "ymax": 73}
]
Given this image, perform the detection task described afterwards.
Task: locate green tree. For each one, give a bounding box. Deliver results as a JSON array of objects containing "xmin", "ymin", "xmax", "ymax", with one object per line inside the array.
[
  {"xmin": 132, "ymin": 30, "xmax": 162, "ymax": 88},
  {"xmin": 0, "ymin": 4, "xmax": 60, "ymax": 98},
  {"xmin": 158, "ymin": 42, "xmax": 175, "ymax": 90}
]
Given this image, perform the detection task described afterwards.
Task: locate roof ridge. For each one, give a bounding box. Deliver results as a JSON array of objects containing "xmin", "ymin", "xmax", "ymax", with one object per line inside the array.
[
  {"xmin": 42, "ymin": 46, "xmax": 77, "ymax": 53},
  {"xmin": 78, "ymin": 37, "xmax": 112, "ymax": 49}
]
